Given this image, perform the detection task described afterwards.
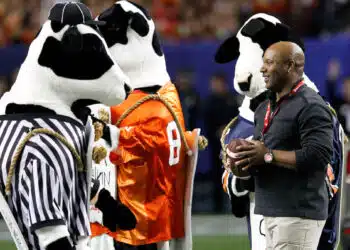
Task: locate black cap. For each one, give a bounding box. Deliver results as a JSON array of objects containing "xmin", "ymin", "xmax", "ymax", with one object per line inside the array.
[{"xmin": 48, "ymin": 2, "xmax": 106, "ymax": 26}]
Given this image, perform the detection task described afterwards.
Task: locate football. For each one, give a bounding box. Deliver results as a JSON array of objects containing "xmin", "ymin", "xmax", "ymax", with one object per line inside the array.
[{"xmin": 226, "ymin": 138, "xmax": 251, "ymax": 178}]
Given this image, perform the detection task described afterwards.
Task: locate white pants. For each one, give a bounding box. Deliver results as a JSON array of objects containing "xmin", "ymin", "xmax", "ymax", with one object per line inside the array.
[
  {"xmin": 249, "ymin": 194, "xmax": 266, "ymax": 250},
  {"xmin": 264, "ymin": 217, "xmax": 326, "ymax": 250},
  {"xmin": 91, "ymin": 234, "xmax": 114, "ymax": 250}
]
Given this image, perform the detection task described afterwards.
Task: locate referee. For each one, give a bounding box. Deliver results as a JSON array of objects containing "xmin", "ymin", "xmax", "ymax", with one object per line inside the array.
[{"xmin": 235, "ymin": 42, "xmax": 333, "ymax": 249}]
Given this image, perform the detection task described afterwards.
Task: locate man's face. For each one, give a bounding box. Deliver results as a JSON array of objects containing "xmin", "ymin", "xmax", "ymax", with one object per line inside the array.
[{"xmin": 260, "ymin": 48, "xmax": 289, "ymax": 92}]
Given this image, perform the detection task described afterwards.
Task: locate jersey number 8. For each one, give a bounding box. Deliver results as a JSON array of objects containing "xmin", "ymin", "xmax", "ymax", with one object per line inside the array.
[{"xmin": 166, "ymin": 121, "xmax": 181, "ymax": 166}]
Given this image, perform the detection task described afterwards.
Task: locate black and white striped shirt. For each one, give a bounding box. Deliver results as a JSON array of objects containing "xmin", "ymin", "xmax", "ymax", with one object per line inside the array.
[{"xmin": 0, "ymin": 113, "xmax": 91, "ymax": 250}]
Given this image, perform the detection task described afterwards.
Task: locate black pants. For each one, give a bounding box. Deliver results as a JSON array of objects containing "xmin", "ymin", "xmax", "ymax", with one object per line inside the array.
[
  {"xmin": 114, "ymin": 241, "xmax": 157, "ymax": 250},
  {"xmin": 211, "ymin": 141, "xmax": 224, "ymax": 213}
]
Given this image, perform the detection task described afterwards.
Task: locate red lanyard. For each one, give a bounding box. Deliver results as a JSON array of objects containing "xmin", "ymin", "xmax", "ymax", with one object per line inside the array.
[{"xmin": 262, "ymin": 80, "xmax": 304, "ymax": 136}]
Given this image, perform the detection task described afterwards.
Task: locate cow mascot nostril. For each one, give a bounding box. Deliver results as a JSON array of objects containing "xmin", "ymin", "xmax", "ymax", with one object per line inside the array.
[
  {"xmin": 0, "ymin": 2, "xmax": 130, "ymax": 250},
  {"xmin": 124, "ymin": 83, "xmax": 132, "ymax": 96},
  {"xmin": 237, "ymin": 73, "xmax": 253, "ymax": 92}
]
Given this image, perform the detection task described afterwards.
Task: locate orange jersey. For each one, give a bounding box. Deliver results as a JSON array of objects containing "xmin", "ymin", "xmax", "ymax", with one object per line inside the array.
[{"xmin": 91, "ymin": 83, "xmax": 196, "ymax": 245}]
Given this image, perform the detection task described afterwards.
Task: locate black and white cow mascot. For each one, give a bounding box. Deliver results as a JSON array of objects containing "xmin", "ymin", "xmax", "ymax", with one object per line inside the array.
[
  {"xmin": 216, "ymin": 13, "xmax": 346, "ymax": 250},
  {"xmin": 87, "ymin": 1, "xmax": 207, "ymax": 250},
  {"xmin": 0, "ymin": 2, "xmax": 131, "ymax": 250}
]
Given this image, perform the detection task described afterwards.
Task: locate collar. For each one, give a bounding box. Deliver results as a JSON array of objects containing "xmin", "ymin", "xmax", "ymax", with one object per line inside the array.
[
  {"xmin": 6, "ymin": 103, "xmax": 56, "ymax": 115},
  {"xmin": 133, "ymin": 85, "xmax": 162, "ymax": 94},
  {"xmin": 269, "ymin": 78, "xmax": 304, "ymax": 105}
]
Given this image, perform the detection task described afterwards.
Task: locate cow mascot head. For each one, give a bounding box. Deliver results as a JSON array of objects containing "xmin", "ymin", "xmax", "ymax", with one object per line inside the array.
[
  {"xmin": 217, "ymin": 13, "xmax": 320, "ymax": 250},
  {"xmin": 96, "ymin": 0, "xmax": 170, "ymax": 89},
  {"xmin": 0, "ymin": 2, "xmax": 131, "ymax": 250},
  {"xmin": 215, "ymin": 13, "xmax": 318, "ymax": 121}
]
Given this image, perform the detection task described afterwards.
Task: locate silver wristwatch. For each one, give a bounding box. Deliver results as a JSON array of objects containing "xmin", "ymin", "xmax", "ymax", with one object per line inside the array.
[{"xmin": 264, "ymin": 149, "xmax": 274, "ymax": 164}]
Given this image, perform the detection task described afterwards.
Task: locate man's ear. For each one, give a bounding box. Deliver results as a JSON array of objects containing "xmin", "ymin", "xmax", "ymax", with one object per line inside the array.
[
  {"xmin": 130, "ymin": 12, "xmax": 149, "ymax": 37},
  {"xmin": 214, "ymin": 36, "xmax": 240, "ymax": 64},
  {"xmin": 287, "ymin": 60, "xmax": 294, "ymax": 73}
]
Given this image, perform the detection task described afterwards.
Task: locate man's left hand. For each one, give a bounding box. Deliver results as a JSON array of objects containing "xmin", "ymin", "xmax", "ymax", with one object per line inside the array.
[{"xmin": 235, "ymin": 140, "xmax": 269, "ymax": 171}]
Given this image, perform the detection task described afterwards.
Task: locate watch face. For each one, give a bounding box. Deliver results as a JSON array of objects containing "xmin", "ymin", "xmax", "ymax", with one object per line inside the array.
[{"xmin": 264, "ymin": 153, "xmax": 273, "ymax": 163}]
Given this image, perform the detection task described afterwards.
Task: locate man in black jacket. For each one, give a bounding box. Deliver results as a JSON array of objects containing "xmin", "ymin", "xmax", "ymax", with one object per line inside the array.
[{"xmin": 234, "ymin": 41, "xmax": 333, "ymax": 249}]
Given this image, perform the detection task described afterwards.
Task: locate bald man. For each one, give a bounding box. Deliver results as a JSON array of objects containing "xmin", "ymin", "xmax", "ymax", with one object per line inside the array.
[{"xmin": 233, "ymin": 42, "xmax": 334, "ymax": 249}]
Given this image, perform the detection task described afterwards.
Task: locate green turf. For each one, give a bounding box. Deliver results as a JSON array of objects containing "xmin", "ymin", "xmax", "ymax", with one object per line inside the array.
[
  {"xmin": 0, "ymin": 241, "xmax": 16, "ymax": 250},
  {"xmin": 193, "ymin": 235, "xmax": 250, "ymax": 250},
  {"xmin": 0, "ymin": 236, "xmax": 251, "ymax": 250}
]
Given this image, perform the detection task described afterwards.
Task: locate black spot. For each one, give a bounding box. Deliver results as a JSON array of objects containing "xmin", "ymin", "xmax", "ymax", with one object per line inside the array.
[
  {"xmin": 38, "ymin": 27, "xmax": 114, "ymax": 80},
  {"xmin": 98, "ymin": 4, "xmax": 130, "ymax": 47},
  {"xmin": 130, "ymin": 12, "xmax": 149, "ymax": 37},
  {"xmin": 241, "ymin": 18, "xmax": 305, "ymax": 52},
  {"xmin": 214, "ymin": 36, "xmax": 240, "ymax": 64},
  {"xmin": 51, "ymin": 21, "xmax": 66, "ymax": 33},
  {"xmin": 127, "ymin": 1, "xmax": 151, "ymax": 20},
  {"xmin": 241, "ymin": 18, "xmax": 266, "ymax": 38},
  {"xmin": 152, "ymin": 31, "xmax": 163, "ymax": 56}
]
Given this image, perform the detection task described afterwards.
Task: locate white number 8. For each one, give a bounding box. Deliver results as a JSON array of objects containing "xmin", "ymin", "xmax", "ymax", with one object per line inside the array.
[{"xmin": 166, "ymin": 121, "xmax": 182, "ymax": 166}]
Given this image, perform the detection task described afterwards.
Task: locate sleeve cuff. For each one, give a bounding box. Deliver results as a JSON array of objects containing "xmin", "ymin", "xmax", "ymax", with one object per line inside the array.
[
  {"xmin": 294, "ymin": 149, "xmax": 304, "ymax": 170},
  {"xmin": 35, "ymin": 224, "xmax": 69, "ymax": 249},
  {"xmin": 31, "ymin": 219, "xmax": 65, "ymax": 233},
  {"xmin": 230, "ymin": 175, "xmax": 249, "ymax": 198}
]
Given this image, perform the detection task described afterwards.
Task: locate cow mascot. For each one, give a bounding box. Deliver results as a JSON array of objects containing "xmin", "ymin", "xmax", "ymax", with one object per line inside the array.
[
  {"xmin": 0, "ymin": 2, "xmax": 132, "ymax": 250},
  {"xmin": 88, "ymin": 1, "xmax": 208, "ymax": 250},
  {"xmin": 216, "ymin": 13, "xmax": 346, "ymax": 250}
]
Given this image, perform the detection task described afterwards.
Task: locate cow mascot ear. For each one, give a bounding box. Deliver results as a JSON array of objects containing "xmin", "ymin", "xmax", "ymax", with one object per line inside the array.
[
  {"xmin": 214, "ymin": 36, "xmax": 240, "ymax": 64},
  {"xmin": 130, "ymin": 12, "xmax": 149, "ymax": 37},
  {"xmin": 98, "ymin": 3, "xmax": 149, "ymax": 46}
]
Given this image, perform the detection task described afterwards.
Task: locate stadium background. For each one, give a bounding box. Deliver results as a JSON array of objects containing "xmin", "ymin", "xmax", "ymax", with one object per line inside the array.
[{"xmin": 1, "ymin": 0, "xmax": 350, "ymax": 249}]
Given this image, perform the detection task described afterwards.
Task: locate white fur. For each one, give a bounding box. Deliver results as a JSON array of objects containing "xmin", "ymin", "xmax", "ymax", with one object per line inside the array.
[
  {"xmin": 98, "ymin": 0, "xmax": 170, "ymax": 89},
  {"xmin": 238, "ymin": 97, "xmax": 255, "ymax": 122},
  {"xmin": 0, "ymin": 21, "xmax": 129, "ymax": 121}
]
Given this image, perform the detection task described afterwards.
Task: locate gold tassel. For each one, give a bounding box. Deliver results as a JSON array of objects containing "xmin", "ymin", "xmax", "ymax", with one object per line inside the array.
[
  {"xmin": 93, "ymin": 146, "xmax": 107, "ymax": 164},
  {"xmin": 198, "ymin": 135, "xmax": 208, "ymax": 150},
  {"xmin": 94, "ymin": 122, "xmax": 104, "ymax": 142},
  {"xmin": 98, "ymin": 108, "xmax": 110, "ymax": 123}
]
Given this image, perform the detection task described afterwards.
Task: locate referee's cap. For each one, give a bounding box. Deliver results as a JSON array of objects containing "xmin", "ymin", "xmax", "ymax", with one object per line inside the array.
[{"xmin": 48, "ymin": 2, "xmax": 106, "ymax": 26}]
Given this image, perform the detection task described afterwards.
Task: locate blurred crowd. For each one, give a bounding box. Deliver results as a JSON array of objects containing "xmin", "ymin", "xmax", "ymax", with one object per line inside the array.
[{"xmin": 2, "ymin": 0, "xmax": 350, "ymax": 47}]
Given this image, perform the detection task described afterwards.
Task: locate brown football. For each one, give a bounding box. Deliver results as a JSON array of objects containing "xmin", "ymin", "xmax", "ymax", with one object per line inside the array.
[{"xmin": 226, "ymin": 138, "xmax": 251, "ymax": 178}]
